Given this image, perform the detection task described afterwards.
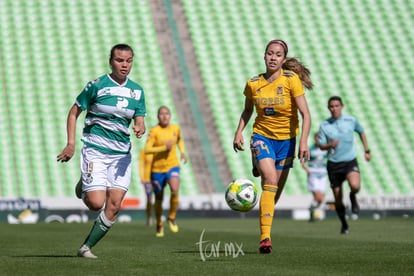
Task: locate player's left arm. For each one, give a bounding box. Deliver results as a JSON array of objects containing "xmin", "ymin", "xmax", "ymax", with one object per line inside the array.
[
  {"xmin": 358, "ymin": 132, "xmax": 371, "ymax": 161},
  {"xmin": 133, "ymin": 116, "xmax": 146, "ymax": 139},
  {"xmin": 295, "ymin": 95, "xmax": 311, "ymax": 163},
  {"xmin": 177, "ymin": 127, "xmax": 187, "ymax": 164}
]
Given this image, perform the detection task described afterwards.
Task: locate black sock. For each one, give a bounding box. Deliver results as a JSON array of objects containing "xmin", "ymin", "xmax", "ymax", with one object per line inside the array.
[{"xmin": 336, "ymin": 204, "xmax": 348, "ymax": 228}]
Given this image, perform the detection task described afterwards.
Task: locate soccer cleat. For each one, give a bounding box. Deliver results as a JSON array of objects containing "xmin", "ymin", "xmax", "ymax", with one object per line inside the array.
[
  {"xmin": 77, "ymin": 244, "xmax": 97, "ymax": 259},
  {"xmin": 259, "ymin": 238, "xmax": 272, "ymax": 254},
  {"xmin": 168, "ymin": 218, "xmax": 179, "ymax": 233},
  {"xmin": 309, "ymin": 207, "xmax": 315, "ymax": 222},
  {"xmin": 341, "ymin": 225, "xmax": 349, "ymax": 235},
  {"xmin": 75, "ymin": 178, "xmax": 82, "ymax": 199},
  {"xmin": 155, "ymin": 225, "xmax": 164, "ymax": 238},
  {"xmin": 349, "ymin": 192, "xmax": 360, "ymax": 215}
]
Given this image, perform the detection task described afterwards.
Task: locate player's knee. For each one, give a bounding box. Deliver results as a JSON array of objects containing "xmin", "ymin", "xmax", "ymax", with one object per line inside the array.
[
  {"xmin": 86, "ymin": 201, "xmax": 105, "ymax": 211},
  {"xmin": 83, "ymin": 196, "xmax": 105, "ymax": 211}
]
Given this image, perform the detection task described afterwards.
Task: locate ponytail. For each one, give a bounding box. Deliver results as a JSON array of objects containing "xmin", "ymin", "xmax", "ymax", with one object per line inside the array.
[{"xmin": 283, "ymin": 57, "xmax": 313, "ymax": 90}]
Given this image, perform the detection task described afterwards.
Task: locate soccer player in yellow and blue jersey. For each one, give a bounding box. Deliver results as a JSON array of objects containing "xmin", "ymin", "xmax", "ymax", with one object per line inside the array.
[
  {"xmin": 139, "ymin": 149, "xmax": 154, "ymax": 226},
  {"xmin": 144, "ymin": 106, "xmax": 187, "ymax": 237},
  {"xmin": 233, "ymin": 40, "xmax": 312, "ymax": 254}
]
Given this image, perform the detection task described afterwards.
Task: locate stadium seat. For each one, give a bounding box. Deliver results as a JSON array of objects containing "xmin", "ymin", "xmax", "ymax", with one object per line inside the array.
[{"xmin": 182, "ymin": 0, "xmax": 414, "ymax": 196}]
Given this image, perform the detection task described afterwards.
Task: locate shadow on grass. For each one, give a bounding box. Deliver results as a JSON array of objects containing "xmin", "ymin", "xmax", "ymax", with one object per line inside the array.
[{"xmin": 10, "ymin": 254, "xmax": 77, "ymax": 258}]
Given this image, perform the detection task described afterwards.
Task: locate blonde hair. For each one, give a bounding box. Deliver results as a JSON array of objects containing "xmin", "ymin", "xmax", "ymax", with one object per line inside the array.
[{"xmin": 283, "ymin": 57, "xmax": 313, "ymax": 90}]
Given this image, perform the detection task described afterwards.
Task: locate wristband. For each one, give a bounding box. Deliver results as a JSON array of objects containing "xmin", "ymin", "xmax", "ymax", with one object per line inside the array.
[{"xmin": 365, "ymin": 149, "xmax": 370, "ymax": 154}]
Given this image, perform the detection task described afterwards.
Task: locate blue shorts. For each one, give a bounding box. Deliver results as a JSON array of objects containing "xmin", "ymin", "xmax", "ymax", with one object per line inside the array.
[
  {"xmin": 251, "ymin": 134, "xmax": 296, "ymax": 170},
  {"xmin": 151, "ymin": 166, "xmax": 180, "ymax": 193}
]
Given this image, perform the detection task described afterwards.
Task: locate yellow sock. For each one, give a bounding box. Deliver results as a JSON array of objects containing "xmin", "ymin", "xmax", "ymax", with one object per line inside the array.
[
  {"xmin": 168, "ymin": 192, "xmax": 179, "ymax": 220},
  {"xmin": 154, "ymin": 199, "xmax": 163, "ymax": 226},
  {"xmin": 260, "ymin": 184, "xmax": 278, "ymax": 241}
]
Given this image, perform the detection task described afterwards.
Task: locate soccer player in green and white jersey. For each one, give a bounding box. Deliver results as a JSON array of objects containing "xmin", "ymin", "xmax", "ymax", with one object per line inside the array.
[
  {"xmin": 301, "ymin": 133, "xmax": 328, "ymax": 221},
  {"xmin": 57, "ymin": 44, "xmax": 146, "ymax": 258}
]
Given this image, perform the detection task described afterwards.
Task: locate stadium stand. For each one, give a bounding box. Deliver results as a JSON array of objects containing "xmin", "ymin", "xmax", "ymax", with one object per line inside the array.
[
  {"xmin": 0, "ymin": 0, "xmax": 198, "ymax": 198},
  {"xmin": 181, "ymin": 0, "xmax": 414, "ymax": 196},
  {"xmin": 0, "ymin": 0, "xmax": 413, "ymax": 199}
]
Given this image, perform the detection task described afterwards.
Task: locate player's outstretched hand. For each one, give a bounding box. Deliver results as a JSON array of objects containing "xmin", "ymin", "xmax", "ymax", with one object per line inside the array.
[{"xmin": 57, "ymin": 144, "xmax": 75, "ymax": 162}]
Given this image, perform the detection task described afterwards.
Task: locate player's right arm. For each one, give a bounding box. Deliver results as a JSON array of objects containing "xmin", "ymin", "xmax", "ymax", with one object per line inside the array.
[
  {"xmin": 57, "ymin": 104, "xmax": 83, "ymax": 162},
  {"xmin": 144, "ymin": 128, "xmax": 171, "ymax": 154},
  {"xmin": 233, "ymin": 96, "xmax": 254, "ymax": 152}
]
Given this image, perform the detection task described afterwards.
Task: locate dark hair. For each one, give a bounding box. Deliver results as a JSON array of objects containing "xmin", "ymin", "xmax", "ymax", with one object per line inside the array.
[
  {"xmin": 265, "ymin": 39, "xmax": 288, "ymax": 57},
  {"xmin": 328, "ymin": 96, "xmax": 343, "ymax": 106},
  {"xmin": 109, "ymin": 44, "xmax": 134, "ymax": 61}
]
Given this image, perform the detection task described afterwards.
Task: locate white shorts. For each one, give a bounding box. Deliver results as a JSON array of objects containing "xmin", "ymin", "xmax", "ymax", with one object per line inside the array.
[
  {"xmin": 80, "ymin": 146, "xmax": 132, "ymax": 193},
  {"xmin": 307, "ymin": 173, "xmax": 328, "ymax": 193}
]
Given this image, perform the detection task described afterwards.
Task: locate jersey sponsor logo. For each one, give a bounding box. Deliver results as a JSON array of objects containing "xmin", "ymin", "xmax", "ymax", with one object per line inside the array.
[
  {"xmin": 263, "ymin": 107, "xmax": 276, "ymax": 116},
  {"xmin": 116, "ymin": 97, "xmax": 129, "ymax": 110}
]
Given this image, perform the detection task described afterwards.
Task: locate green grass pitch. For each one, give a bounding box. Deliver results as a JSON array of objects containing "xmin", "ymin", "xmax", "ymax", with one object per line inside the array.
[{"xmin": 1, "ymin": 217, "xmax": 413, "ymax": 275}]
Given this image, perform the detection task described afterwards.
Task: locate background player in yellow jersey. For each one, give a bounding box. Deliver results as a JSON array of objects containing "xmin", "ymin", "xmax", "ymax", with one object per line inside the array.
[
  {"xmin": 233, "ymin": 39, "xmax": 312, "ymax": 254},
  {"xmin": 139, "ymin": 149, "xmax": 154, "ymax": 226},
  {"xmin": 144, "ymin": 106, "xmax": 187, "ymax": 237}
]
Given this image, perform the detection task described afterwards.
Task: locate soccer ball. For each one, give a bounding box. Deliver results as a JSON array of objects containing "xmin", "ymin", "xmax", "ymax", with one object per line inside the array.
[{"xmin": 225, "ymin": 178, "xmax": 259, "ymax": 212}]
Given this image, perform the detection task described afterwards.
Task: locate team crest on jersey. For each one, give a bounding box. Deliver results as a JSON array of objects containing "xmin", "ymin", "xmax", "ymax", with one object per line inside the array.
[
  {"xmin": 276, "ymin": 85, "xmax": 283, "ymax": 95},
  {"xmin": 85, "ymin": 174, "xmax": 93, "ymax": 184},
  {"xmin": 130, "ymin": 89, "xmax": 136, "ymax": 98}
]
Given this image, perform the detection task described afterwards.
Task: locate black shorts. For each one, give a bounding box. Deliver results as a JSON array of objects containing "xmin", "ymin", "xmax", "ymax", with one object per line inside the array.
[{"xmin": 327, "ymin": 159, "xmax": 360, "ymax": 188}]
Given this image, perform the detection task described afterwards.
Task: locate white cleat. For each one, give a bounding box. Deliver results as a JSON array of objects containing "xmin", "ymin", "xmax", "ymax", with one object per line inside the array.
[{"xmin": 77, "ymin": 244, "xmax": 97, "ymax": 259}]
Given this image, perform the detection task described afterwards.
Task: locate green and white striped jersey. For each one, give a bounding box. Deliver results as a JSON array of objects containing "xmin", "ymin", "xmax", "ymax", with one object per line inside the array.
[
  {"xmin": 76, "ymin": 74, "xmax": 146, "ymax": 154},
  {"xmin": 308, "ymin": 144, "xmax": 328, "ymax": 174}
]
